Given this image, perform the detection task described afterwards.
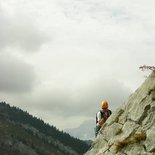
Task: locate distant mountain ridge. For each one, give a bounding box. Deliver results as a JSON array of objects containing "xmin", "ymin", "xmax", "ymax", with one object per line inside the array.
[
  {"xmin": 64, "ymin": 119, "xmax": 95, "ymax": 140},
  {"xmin": 0, "ymin": 102, "xmax": 90, "ymax": 155}
]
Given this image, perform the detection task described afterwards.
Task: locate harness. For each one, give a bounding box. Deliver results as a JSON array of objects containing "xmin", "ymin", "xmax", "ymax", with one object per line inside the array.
[{"xmin": 96, "ymin": 109, "xmax": 111, "ymax": 124}]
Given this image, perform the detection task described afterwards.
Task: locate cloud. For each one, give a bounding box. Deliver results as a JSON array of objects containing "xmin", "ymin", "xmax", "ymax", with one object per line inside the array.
[
  {"xmin": 0, "ymin": 0, "xmax": 155, "ymax": 130},
  {"xmin": 21, "ymin": 75, "xmax": 131, "ymax": 118},
  {"xmin": 0, "ymin": 53, "xmax": 36, "ymax": 93},
  {"xmin": 59, "ymin": 0, "xmax": 155, "ymax": 23},
  {"xmin": 12, "ymin": 75, "xmax": 130, "ymax": 129},
  {"xmin": 58, "ymin": 0, "xmax": 155, "ymax": 51},
  {"xmin": 0, "ymin": 2, "xmax": 49, "ymax": 52},
  {"xmin": 59, "ymin": 0, "xmax": 131, "ymax": 22}
]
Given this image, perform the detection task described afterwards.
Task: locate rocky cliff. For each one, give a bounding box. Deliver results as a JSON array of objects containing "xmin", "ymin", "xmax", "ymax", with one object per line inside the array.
[{"xmin": 85, "ymin": 71, "xmax": 155, "ymax": 155}]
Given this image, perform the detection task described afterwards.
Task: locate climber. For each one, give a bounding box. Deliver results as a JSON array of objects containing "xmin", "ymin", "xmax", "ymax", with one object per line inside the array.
[{"xmin": 95, "ymin": 100, "xmax": 112, "ymax": 137}]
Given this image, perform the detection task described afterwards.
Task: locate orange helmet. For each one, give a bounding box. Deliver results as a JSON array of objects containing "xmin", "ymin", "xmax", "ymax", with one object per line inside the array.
[{"xmin": 101, "ymin": 101, "xmax": 108, "ymax": 109}]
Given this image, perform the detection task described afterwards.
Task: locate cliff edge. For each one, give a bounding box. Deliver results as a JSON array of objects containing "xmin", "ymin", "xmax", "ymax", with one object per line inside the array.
[{"xmin": 85, "ymin": 71, "xmax": 155, "ymax": 155}]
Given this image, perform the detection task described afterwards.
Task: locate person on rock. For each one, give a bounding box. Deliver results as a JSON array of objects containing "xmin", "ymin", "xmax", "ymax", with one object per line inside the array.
[{"xmin": 95, "ymin": 100, "xmax": 112, "ymax": 137}]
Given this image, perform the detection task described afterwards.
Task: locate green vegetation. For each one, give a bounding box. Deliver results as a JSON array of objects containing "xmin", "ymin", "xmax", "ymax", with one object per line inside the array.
[{"xmin": 0, "ymin": 101, "xmax": 90, "ymax": 155}]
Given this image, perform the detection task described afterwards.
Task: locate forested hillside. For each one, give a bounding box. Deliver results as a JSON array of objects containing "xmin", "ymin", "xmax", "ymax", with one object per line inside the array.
[{"xmin": 0, "ymin": 102, "xmax": 90, "ymax": 155}]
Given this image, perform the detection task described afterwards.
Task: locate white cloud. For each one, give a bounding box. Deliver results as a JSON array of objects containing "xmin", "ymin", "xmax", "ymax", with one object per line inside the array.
[
  {"xmin": 0, "ymin": 0, "xmax": 155, "ymax": 129},
  {"xmin": 0, "ymin": 1, "xmax": 49, "ymax": 52},
  {"xmin": 0, "ymin": 52, "xmax": 36, "ymax": 93},
  {"xmin": 3, "ymin": 75, "xmax": 131, "ymax": 129}
]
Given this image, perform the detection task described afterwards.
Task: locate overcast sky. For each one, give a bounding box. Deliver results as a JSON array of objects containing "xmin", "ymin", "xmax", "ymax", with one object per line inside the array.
[{"xmin": 0, "ymin": 0, "xmax": 155, "ymax": 130}]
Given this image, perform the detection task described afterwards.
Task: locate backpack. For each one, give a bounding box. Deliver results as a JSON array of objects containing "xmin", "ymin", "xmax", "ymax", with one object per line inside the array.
[{"xmin": 96, "ymin": 109, "xmax": 112, "ymax": 124}]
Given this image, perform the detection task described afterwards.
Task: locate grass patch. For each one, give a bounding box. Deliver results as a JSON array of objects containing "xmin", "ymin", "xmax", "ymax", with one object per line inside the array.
[
  {"xmin": 115, "ymin": 130, "xmax": 146, "ymax": 152},
  {"xmin": 115, "ymin": 140, "xmax": 130, "ymax": 151},
  {"xmin": 115, "ymin": 128, "xmax": 123, "ymax": 136},
  {"xmin": 133, "ymin": 131, "xmax": 146, "ymax": 142}
]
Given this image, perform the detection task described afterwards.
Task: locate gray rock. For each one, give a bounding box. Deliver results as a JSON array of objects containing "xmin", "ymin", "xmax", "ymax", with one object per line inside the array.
[{"xmin": 85, "ymin": 71, "xmax": 155, "ymax": 155}]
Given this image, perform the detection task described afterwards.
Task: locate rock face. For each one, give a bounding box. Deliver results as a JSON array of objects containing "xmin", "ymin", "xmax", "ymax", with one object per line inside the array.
[{"xmin": 85, "ymin": 71, "xmax": 155, "ymax": 155}]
